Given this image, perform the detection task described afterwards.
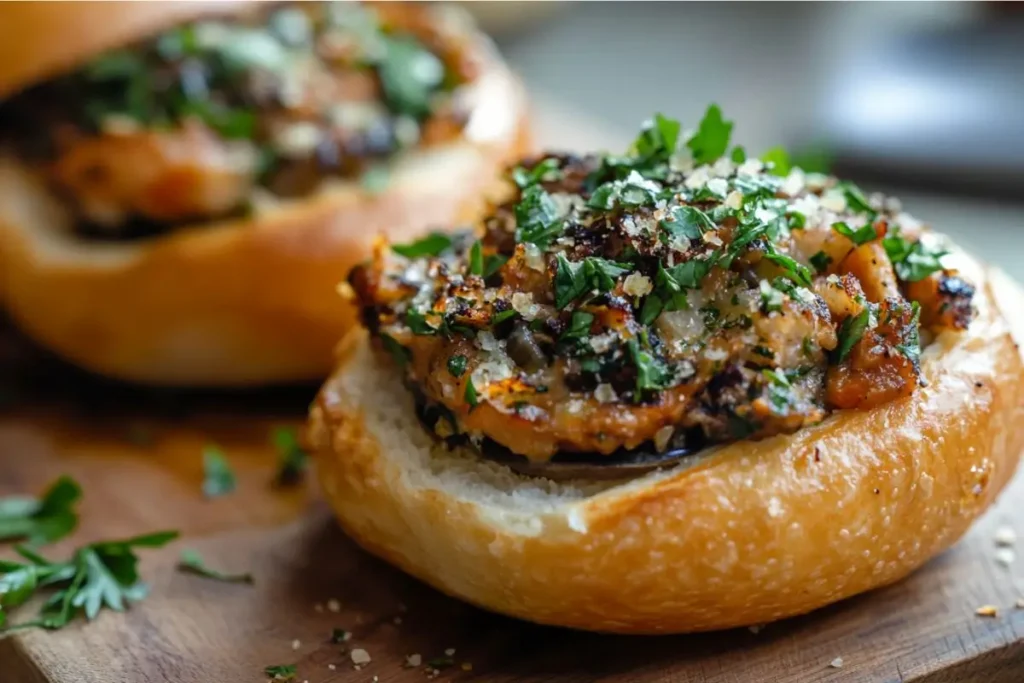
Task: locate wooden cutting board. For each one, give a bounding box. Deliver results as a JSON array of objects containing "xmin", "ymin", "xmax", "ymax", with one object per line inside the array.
[{"xmin": 3, "ymin": 104, "xmax": 1024, "ymax": 683}]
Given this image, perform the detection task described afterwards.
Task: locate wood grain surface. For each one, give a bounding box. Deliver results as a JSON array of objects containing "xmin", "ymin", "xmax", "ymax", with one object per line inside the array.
[{"xmin": 2, "ymin": 104, "xmax": 1024, "ymax": 683}]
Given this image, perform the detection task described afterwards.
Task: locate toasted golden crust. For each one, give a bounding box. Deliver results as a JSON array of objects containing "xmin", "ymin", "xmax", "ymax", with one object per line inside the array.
[
  {"xmin": 0, "ymin": 1, "xmax": 249, "ymax": 99},
  {"xmin": 309, "ymin": 252, "xmax": 1024, "ymax": 634},
  {"xmin": 0, "ymin": 54, "xmax": 529, "ymax": 386}
]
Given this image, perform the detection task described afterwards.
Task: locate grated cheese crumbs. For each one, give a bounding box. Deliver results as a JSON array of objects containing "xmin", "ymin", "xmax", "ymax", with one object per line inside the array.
[
  {"xmin": 405, "ymin": 654, "xmax": 422, "ymax": 668},
  {"xmin": 994, "ymin": 525, "xmax": 1016, "ymax": 546},
  {"xmin": 994, "ymin": 548, "xmax": 1015, "ymax": 567},
  {"xmin": 705, "ymin": 177, "xmax": 728, "ymax": 197},
  {"xmin": 594, "ymin": 384, "xmax": 618, "ymax": 404},
  {"xmin": 819, "ymin": 190, "xmax": 847, "ymax": 213},
  {"xmin": 737, "ymin": 158, "xmax": 764, "ymax": 176},
  {"xmin": 350, "ymin": 649, "xmax": 371, "ymax": 665},
  {"xmin": 724, "ymin": 190, "xmax": 744, "ymax": 210},
  {"xmin": 829, "ymin": 657, "xmax": 844, "ymax": 669},
  {"xmin": 623, "ymin": 272, "xmax": 653, "ymax": 297}
]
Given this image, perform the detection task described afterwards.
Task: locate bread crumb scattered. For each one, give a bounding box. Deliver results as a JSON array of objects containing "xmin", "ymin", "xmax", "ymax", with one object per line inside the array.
[
  {"xmin": 995, "ymin": 547, "xmax": 1015, "ymax": 567},
  {"xmin": 444, "ymin": 648, "xmax": 456, "ymax": 656},
  {"xmin": 405, "ymin": 654, "xmax": 422, "ymax": 668},
  {"xmin": 327, "ymin": 598, "xmax": 342, "ymax": 613},
  {"xmin": 291, "ymin": 639, "xmax": 301, "ymax": 651},
  {"xmin": 976, "ymin": 605, "xmax": 999, "ymax": 617},
  {"xmin": 829, "ymin": 657, "xmax": 844, "ymax": 669},
  {"xmin": 995, "ymin": 525, "xmax": 1016, "ymax": 546},
  {"xmin": 351, "ymin": 648, "xmax": 371, "ymax": 665}
]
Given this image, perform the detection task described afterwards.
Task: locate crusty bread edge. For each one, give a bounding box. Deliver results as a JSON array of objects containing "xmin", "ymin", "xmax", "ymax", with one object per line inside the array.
[
  {"xmin": 309, "ymin": 252, "xmax": 1024, "ymax": 634},
  {"xmin": 0, "ymin": 52, "xmax": 530, "ymax": 386}
]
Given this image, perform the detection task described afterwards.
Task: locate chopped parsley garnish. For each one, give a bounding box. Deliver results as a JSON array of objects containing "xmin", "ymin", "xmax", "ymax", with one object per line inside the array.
[
  {"xmin": 264, "ymin": 664, "xmax": 298, "ymax": 681},
  {"xmin": 627, "ymin": 338, "xmax": 672, "ymax": 396},
  {"xmin": 271, "ymin": 426, "xmax": 307, "ymax": 486},
  {"xmin": 896, "ymin": 302, "xmax": 923, "ymax": 366},
  {"xmin": 491, "ymin": 309, "xmax": 518, "ymax": 325},
  {"xmin": 834, "ymin": 309, "xmax": 872, "ymax": 363},
  {"xmin": 177, "ymin": 549, "xmax": 253, "ymax": 584},
  {"xmin": 512, "ymin": 158, "xmax": 562, "ymax": 188},
  {"xmin": 392, "ymin": 232, "xmax": 452, "ymax": 259},
  {"xmin": 761, "ymin": 146, "xmax": 791, "ymax": 176},
  {"xmin": 483, "ymin": 253, "xmax": 509, "ymax": 278},
  {"xmin": 759, "ymin": 279, "xmax": 785, "ymax": 313},
  {"xmin": 469, "ymin": 240, "xmax": 484, "ymax": 276},
  {"xmin": 763, "ymin": 252, "xmax": 813, "ymax": 287},
  {"xmin": 731, "ymin": 146, "xmax": 747, "ymax": 163},
  {"xmin": 588, "ymin": 171, "xmax": 660, "ymax": 210},
  {"xmin": 687, "ymin": 104, "xmax": 733, "ymax": 166},
  {"xmin": 0, "ymin": 530, "xmax": 178, "ymax": 632},
  {"xmin": 0, "ymin": 476, "xmax": 81, "ymax": 546},
  {"xmin": 883, "ymin": 235, "xmax": 948, "ymax": 282},
  {"xmin": 553, "ymin": 254, "xmax": 629, "ymax": 309},
  {"xmin": 809, "ymin": 251, "xmax": 832, "ymax": 273},
  {"xmin": 405, "ymin": 308, "xmax": 438, "ymax": 335},
  {"xmin": 838, "ymin": 181, "xmax": 875, "ymax": 216},
  {"xmin": 377, "ymin": 36, "xmax": 445, "ymax": 118},
  {"xmin": 638, "ymin": 294, "xmax": 664, "ymax": 325},
  {"xmin": 561, "ymin": 311, "xmax": 595, "ymax": 343},
  {"xmin": 633, "ymin": 113, "xmax": 681, "ymax": 162},
  {"xmin": 515, "ymin": 185, "xmax": 564, "ymax": 247},
  {"xmin": 201, "ymin": 446, "xmax": 236, "ymax": 498},
  {"xmin": 832, "ymin": 221, "xmax": 877, "ymax": 246},
  {"xmin": 787, "ymin": 211, "xmax": 806, "ymax": 230},
  {"xmin": 380, "ymin": 333, "xmax": 411, "ymax": 368},
  {"xmin": 464, "ymin": 378, "xmax": 479, "ymax": 407},
  {"xmin": 447, "ymin": 354, "xmax": 468, "ymax": 378},
  {"xmin": 659, "ymin": 205, "xmax": 713, "ymax": 242}
]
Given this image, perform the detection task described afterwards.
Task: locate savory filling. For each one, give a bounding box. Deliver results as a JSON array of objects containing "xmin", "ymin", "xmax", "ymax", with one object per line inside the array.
[
  {"xmin": 349, "ymin": 106, "xmax": 975, "ymax": 469},
  {"xmin": 0, "ymin": 1, "xmax": 477, "ymax": 239}
]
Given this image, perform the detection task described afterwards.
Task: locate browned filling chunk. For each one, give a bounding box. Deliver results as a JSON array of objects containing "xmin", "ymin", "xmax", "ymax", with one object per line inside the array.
[{"xmin": 350, "ymin": 108, "xmax": 974, "ymax": 463}]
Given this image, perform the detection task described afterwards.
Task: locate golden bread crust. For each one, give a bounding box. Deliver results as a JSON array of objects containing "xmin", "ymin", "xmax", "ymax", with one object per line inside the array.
[
  {"xmin": 0, "ymin": 55, "xmax": 529, "ymax": 385},
  {"xmin": 309, "ymin": 253, "xmax": 1024, "ymax": 633},
  {"xmin": 0, "ymin": 1, "xmax": 249, "ymax": 99}
]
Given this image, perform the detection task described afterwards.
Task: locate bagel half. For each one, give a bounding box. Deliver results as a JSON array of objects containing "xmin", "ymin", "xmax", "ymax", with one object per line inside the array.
[
  {"xmin": 0, "ymin": 3, "xmax": 529, "ymax": 386},
  {"xmin": 309, "ymin": 251, "xmax": 1024, "ymax": 634}
]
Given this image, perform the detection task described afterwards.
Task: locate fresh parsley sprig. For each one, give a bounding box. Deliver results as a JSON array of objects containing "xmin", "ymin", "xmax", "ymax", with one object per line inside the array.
[
  {"xmin": 178, "ymin": 549, "xmax": 253, "ymax": 584},
  {"xmin": 687, "ymin": 104, "xmax": 733, "ymax": 166},
  {"xmin": 0, "ymin": 530, "xmax": 178, "ymax": 632},
  {"xmin": 553, "ymin": 254, "xmax": 630, "ymax": 309},
  {"xmin": 272, "ymin": 427, "xmax": 307, "ymax": 486},
  {"xmin": 0, "ymin": 476, "xmax": 82, "ymax": 546}
]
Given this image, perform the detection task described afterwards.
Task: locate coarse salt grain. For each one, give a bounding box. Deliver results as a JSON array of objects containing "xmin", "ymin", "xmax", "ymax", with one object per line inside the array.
[
  {"xmin": 829, "ymin": 657, "xmax": 844, "ymax": 669},
  {"xmin": 995, "ymin": 525, "xmax": 1016, "ymax": 546},
  {"xmin": 350, "ymin": 648, "xmax": 371, "ymax": 665},
  {"xmin": 523, "ymin": 243, "xmax": 546, "ymax": 272},
  {"xmin": 594, "ymin": 384, "xmax": 618, "ymax": 404},
  {"xmin": 291, "ymin": 639, "xmax": 301, "ymax": 650},
  {"xmin": 623, "ymin": 272, "xmax": 653, "ymax": 296},
  {"xmin": 511, "ymin": 292, "xmax": 539, "ymax": 320},
  {"xmin": 994, "ymin": 547, "xmax": 1015, "ymax": 567}
]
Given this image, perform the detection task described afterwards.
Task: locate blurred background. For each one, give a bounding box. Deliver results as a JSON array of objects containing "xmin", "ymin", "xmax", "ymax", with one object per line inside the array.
[{"xmin": 472, "ymin": 1, "xmax": 1024, "ymax": 280}]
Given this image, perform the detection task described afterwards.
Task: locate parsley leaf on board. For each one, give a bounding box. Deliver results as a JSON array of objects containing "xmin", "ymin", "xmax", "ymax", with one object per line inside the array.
[
  {"xmin": 271, "ymin": 426, "xmax": 307, "ymax": 486},
  {"xmin": 0, "ymin": 530, "xmax": 178, "ymax": 632},
  {"xmin": 687, "ymin": 104, "xmax": 733, "ymax": 166},
  {"xmin": 392, "ymin": 232, "xmax": 452, "ymax": 259},
  {"xmin": 515, "ymin": 185, "xmax": 564, "ymax": 247},
  {"xmin": 178, "ymin": 549, "xmax": 253, "ymax": 584},
  {"xmin": 202, "ymin": 446, "xmax": 236, "ymax": 498},
  {"xmin": 834, "ymin": 309, "xmax": 872, "ymax": 363},
  {"xmin": 264, "ymin": 664, "xmax": 298, "ymax": 681},
  {"xmin": 0, "ymin": 476, "xmax": 82, "ymax": 546}
]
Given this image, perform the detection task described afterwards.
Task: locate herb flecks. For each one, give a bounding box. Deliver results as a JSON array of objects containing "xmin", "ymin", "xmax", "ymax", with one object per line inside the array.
[
  {"xmin": 202, "ymin": 446, "xmax": 236, "ymax": 498},
  {"xmin": 272, "ymin": 426, "xmax": 307, "ymax": 486},
  {"xmin": 178, "ymin": 549, "xmax": 253, "ymax": 584}
]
